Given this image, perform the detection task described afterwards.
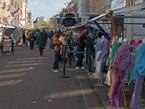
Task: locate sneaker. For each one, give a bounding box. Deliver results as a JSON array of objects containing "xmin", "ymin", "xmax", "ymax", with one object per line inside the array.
[
  {"xmin": 75, "ymin": 67, "xmax": 80, "ymax": 69},
  {"xmin": 80, "ymin": 67, "xmax": 85, "ymax": 70},
  {"xmin": 52, "ymin": 69, "xmax": 59, "ymax": 72}
]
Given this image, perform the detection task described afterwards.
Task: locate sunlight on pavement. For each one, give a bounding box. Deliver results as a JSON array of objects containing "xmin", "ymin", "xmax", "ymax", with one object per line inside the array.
[
  {"xmin": 16, "ymin": 57, "xmax": 47, "ymax": 60},
  {"xmin": 0, "ymin": 73, "xmax": 26, "ymax": 79},
  {"xmin": 0, "ymin": 79, "xmax": 24, "ymax": 87},
  {"xmin": 5, "ymin": 63, "xmax": 44, "ymax": 68},
  {"xmin": 46, "ymin": 88, "xmax": 93, "ymax": 99},
  {"xmin": 8, "ymin": 60, "xmax": 43, "ymax": 64},
  {"xmin": 0, "ymin": 68, "xmax": 31, "ymax": 74}
]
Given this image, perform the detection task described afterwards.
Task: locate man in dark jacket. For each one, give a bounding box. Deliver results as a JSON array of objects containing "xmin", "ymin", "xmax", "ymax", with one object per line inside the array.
[
  {"xmin": 36, "ymin": 29, "xmax": 48, "ymax": 56},
  {"xmin": 75, "ymin": 30, "xmax": 89, "ymax": 69},
  {"xmin": 86, "ymin": 33, "xmax": 95, "ymax": 74}
]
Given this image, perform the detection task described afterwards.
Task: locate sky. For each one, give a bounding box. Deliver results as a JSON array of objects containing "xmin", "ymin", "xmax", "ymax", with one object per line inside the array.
[{"xmin": 28, "ymin": 0, "xmax": 71, "ymax": 20}]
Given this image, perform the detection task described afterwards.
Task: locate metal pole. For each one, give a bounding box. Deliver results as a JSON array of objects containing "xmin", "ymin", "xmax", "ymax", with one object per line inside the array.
[
  {"xmin": 69, "ymin": 44, "xmax": 72, "ymax": 67},
  {"xmin": 60, "ymin": 44, "xmax": 69, "ymax": 78}
]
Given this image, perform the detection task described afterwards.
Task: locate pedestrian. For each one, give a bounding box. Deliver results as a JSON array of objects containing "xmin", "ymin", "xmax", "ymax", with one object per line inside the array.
[
  {"xmin": 22, "ymin": 31, "xmax": 26, "ymax": 46},
  {"xmin": 75, "ymin": 30, "xmax": 89, "ymax": 69},
  {"xmin": 52, "ymin": 32, "xmax": 62, "ymax": 72},
  {"xmin": 36, "ymin": 29, "xmax": 47, "ymax": 56},
  {"xmin": 48, "ymin": 30, "xmax": 54, "ymax": 39},
  {"xmin": 59, "ymin": 32, "xmax": 66, "ymax": 61},
  {"xmin": 41, "ymin": 29, "xmax": 48, "ymax": 45},
  {"xmin": 86, "ymin": 32, "xmax": 95, "ymax": 74},
  {"xmin": 29, "ymin": 32, "xmax": 35, "ymax": 50},
  {"xmin": 25, "ymin": 31, "xmax": 30, "ymax": 47}
]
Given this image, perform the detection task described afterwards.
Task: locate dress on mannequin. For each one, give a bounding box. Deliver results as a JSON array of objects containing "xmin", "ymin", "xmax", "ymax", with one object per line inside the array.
[
  {"xmin": 130, "ymin": 43, "xmax": 145, "ymax": 109},
  {"xmin": 108, "ymin": 39, "xmax": 131, "ymax": 108},
  {"xmin": 93, "ymin": 36, "xmax": 108, "ymax": 79},
  {"xmin": 105, "ymin": 37, "xmax": 122, "ymax": 86}
]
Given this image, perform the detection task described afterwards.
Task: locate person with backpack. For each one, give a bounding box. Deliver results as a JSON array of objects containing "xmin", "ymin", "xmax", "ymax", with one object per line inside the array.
[{"xmin": 52, "ymin": 32, "xmax": 62, "ymax": 72}]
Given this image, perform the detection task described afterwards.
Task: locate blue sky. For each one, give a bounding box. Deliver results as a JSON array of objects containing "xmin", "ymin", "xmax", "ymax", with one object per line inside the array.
[{"xmin": 28, "ymin": 0, "xmax": 70, "ymax": 19}]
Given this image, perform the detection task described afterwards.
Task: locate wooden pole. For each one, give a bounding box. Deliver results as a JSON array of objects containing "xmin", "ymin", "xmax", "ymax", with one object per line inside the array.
[{"xmin": 111, "ymin": 16, "xmax": 127, "ymax": 109}]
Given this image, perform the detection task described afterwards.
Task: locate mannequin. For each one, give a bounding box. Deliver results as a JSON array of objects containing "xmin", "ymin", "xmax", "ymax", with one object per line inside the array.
[
  {"xmin": 93, "ymin": 35, "xmax": 108, "ymax": 85},
  {"xmin": 108, "ymin": 38, "xmax": 131, "ymax": 108},
  {"xmin": 105, "ymin": 36, "xmax": 122, "ymax": 86},
  {"xmin": 130, "ymin": 40, "xmax": 145, "ymax": 109}
]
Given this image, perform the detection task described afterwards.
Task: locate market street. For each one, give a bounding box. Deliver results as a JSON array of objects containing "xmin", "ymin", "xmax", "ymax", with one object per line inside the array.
[{"xmin": 0, "ymin": 46, "xmax": 104, "ymax": 109}]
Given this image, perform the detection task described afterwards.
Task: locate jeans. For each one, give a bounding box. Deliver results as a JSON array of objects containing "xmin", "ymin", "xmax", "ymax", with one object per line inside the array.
[
  {"xmin": 76, "ymin": 56, "xmax": 84, "ymax": 67},
  {"xmin": 88, "ymin": 54, "xmax": 95, "ymax": 73},
  {"xmin": 39, "ymin": 48, "xmax": 44, "ymax": 55},
  {"xmin": 53, "ymin": 51, "xmax": 61, "ymax": 70}
]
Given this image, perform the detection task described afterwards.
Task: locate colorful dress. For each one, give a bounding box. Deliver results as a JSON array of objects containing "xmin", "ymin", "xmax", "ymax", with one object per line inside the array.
[
  {"xmin": 94, "ymin": 38, "xmax": 108, "ymax": 78},
  {"xmin": 108, "ymin": 42, "xmax": 131, "ymax": 108},
  {"xmin": 130, "ymin": 43, "xmax": 145, "ymax": 109},
  {"xmin": 105, "ymin": 37, "xmax": 122, "ymax": 86}
]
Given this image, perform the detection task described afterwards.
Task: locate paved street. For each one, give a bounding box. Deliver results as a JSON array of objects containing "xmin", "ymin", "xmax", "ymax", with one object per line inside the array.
[{"xmin": 0, "ymin": 46, "xmax": 104, "ymax": 109}]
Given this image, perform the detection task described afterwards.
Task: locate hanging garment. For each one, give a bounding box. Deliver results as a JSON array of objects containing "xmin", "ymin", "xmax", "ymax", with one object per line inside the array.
[
  {"xmin": 123, "ymin": 52, "xmax": 135, "ymax": 84},
  {"xmin": 94, "ymin": 50, "xmax": 103, "ymax": 78},
  {"xmin": 94, "ymin": 38, "xmax": 108, "ymax": 78},
  {"xmin": 106, "ymin": 37, "xmax": 122, "ymax": 67},
  {"xmin": 130, "ymin": 43, "xmax": 145, "ymax": 109},
  {"xmin": 108, "ymin": 42, "xmax": 131, "ymax": 108},
  {"xmin": 130, "ymin": 76, "xmax": 145, "ymax": 109},
  {"xmin": 104, "ymin": 68, "xmax": 112, "ymax": 86},
  {"xmin": 130, "ymin": 43, "xmax": 145, "ymax": 80},
  {"xmin": 105, "ymin": 37, "xmax": 122, "ymax": 86}
]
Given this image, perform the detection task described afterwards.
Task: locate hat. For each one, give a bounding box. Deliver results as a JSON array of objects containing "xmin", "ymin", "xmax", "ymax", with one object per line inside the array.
[{"xmin": 82, "ymin": 30, "xmax": 89, "ymax": 38}]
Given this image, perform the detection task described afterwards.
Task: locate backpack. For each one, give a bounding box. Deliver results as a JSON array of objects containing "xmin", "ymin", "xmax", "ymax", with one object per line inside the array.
[{"xmin": 49, "ymin": 37, "xmax": 54, "ymax": 49}]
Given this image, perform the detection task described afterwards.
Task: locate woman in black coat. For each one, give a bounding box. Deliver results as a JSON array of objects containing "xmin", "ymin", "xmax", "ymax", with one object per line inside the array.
[{"xmin": 75, "ymin": 30, "xmax": 89, "ymax": 69}]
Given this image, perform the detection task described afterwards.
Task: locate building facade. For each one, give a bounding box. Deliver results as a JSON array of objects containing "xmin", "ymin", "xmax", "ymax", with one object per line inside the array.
[
  {"xmin": 0, "ymin": 0, "xmax": 32, "ymax": 28},
  {"xmin": 0, "ymin": 0, "xmax": 11, "ymax": 26}
]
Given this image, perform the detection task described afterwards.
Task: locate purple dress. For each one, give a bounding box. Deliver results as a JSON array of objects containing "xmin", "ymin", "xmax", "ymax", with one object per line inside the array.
[{"xmin": 110, "ymin": 42, "xmax": 131, "ymax": 108}]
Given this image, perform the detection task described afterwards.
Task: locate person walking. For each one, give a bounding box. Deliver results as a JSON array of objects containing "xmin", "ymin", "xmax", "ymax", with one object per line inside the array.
[
  {"xmin": 29, "ymin": 32, "xmax": 35, "ymax": 50},
  {"xmin": 52, "ymin": 32, "xmax": 62, "ymax": 72},
  {"xmin": 36, "ymin": 29, "xmax": 47, "ymax": 56},
  {"xmin": 22, "ymin": 31, "xmax": 26, "ymax": 46}
]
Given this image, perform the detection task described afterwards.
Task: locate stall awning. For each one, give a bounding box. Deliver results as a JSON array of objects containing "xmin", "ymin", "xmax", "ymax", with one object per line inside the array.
[
  {"xmin": 87, "ymin": 13, "xmax": 106, "ymax": 23},
  {"xmin": 3, "ymin": 25, "xmax": 15, "ymax": 28},
  {"xmin": 113, "ymin": 2, "xmax": 145, "ymax": 15}
]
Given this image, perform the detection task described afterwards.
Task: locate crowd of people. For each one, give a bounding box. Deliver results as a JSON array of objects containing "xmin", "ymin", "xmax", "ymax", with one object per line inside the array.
[
  {"xmin": 50, "ymin": 28, "xmax": 145, "ymax": 109},
  {"xmin": 14, "ymin": 27, "xmax": 145, "ymax": 109}
]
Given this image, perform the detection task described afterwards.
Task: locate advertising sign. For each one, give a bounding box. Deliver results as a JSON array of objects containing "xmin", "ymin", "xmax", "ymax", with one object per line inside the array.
[
  {"xmin": 2, "ymin": 38, "xmax": 12, "ymax": 52},
  {"xmin": 62, "ymin": 13, "xmax": 77, "ymax": 27},
  {"xmin": 111, "ymin": 0, "xmax": 126, "ymax": 10}
]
